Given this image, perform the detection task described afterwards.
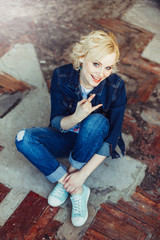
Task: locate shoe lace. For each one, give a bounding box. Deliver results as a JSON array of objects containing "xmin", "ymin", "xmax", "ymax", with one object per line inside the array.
[
  {"xmin": 72, "ymin": 197, "xmax": 83, "ymax": 215},
  {"xmin": 53, "ymin": 184, "xmax": 65, "ymax": 198}
]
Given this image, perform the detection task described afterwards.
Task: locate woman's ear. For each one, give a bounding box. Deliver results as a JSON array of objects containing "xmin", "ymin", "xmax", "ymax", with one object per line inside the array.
[{"xmin": 79, "ymin": 56, "xmax": 85, "ymax": 64}]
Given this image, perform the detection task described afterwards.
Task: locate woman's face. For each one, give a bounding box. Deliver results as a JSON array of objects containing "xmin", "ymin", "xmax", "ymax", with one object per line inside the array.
[{"xmin": 80, "ymin": 52, "xmax": 116, "ymax": 89}]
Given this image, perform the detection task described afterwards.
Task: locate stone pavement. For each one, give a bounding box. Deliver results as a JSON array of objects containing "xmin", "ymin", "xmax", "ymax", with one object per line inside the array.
[{"xmin": 0, "ymin": 0, "xmax": 160, "ymax": 239}]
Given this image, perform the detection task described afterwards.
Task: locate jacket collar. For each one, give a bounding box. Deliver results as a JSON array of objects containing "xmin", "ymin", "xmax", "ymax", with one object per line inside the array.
[{"xmin": 68, "ymin": 68, "xmax": 79, "ymax": 89}]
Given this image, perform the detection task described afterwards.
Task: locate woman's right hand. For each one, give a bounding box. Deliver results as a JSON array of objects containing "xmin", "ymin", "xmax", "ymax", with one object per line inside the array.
[
  {"xmin": 60, "ymin": 94, "xmax": 103, "ymax": 130},
  {"xmin": 74, "ymin": 94, "xmax": 102, "ymax": 122}
]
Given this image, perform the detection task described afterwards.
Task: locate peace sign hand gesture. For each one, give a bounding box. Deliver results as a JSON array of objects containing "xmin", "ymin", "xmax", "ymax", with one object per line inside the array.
[{"xmin": 74, "ymin": 94, "xmax": 102, "ymax": 122}]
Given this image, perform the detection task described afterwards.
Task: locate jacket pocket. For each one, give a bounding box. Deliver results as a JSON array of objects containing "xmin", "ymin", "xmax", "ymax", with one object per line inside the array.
[{"xmin": 62, "ymin": 97, "xmax": 77, "ymax": 114}]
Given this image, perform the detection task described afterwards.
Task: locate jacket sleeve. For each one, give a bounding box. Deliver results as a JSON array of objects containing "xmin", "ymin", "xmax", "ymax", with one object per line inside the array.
[
  {"xmin": 98, "ymin": 79, "xmax": 127, "ymax": 157},
  {"xmin": 49, "ymin": 68, "xmax": 68, "ymax": 131}
]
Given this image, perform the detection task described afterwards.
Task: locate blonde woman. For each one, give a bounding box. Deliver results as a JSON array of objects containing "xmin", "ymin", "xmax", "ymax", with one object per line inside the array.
[{"xmin": 15, "ymin": 30, "xmax": 127, "ymax": 227}]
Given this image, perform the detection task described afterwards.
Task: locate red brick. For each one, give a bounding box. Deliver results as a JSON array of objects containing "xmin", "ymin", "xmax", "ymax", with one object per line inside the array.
[
  {"xmin": 117, "ymin": 199, "xmax": 160, "ymax": 229},
  {"xmin": 122, "ymin": 31, "xmax": 153, "ymax": 59},
  {"xmin": 127, "ymin": 77, "xmax": 159, "ymax": 103},
  {"xmin": 137, "ymin": 76, "xmax": 159, "ymax": 103},
  {"xmin": 83, "ymin": 186, "xmax": 160, "ymax": 240},
  {"xmin": 0, "ymin": 42, "xmax": 11, "ymax": 58},
  {"xmin": 0, "ymin": 72, "xmax": 35, "ymax": 118},
  {"xmin": 0, "ymin": 183, "xmax": 11, "ymax": 203},
  {"xmin": 35, "ymin": 219, "xmax": 62, "ymax": 240},
  {"xmin": 0, "ymin": 146, "xmax": 4, "ymax": 152},
  {"xmin": 24, "ymin": 205, "xmax": 61, "ymax": 240},
  {"xmin": 95, "ymin": 18, "xmax": 142, "ymax": 35},
  {"xmin": 139, "ymin": 59, "xmax": 160, "ymax": 76},
  {"xmin": 123, "ymin": 113, "xmax": 160, "ymax": 173},
  {"xmin": 136, "ymin": 186, "xmax": 160, "ymax": 204},
  {"xmin": 132, "ymin": 191, "xmax": 160, "ymax": 216},
  {"xmin": 90, "ymin": 208, "xmax": 143, "ymax": 240},
  {"xmin": 118, "ymin": 63, "xmax": 148, "ymax": 80},
  {"xmin": 118, "ymin": 63, "xmax": 159, "ymax": 104},
  {"xmin": 151, "ymin": 230, "xmax": 160, "ymax": 240},
  {"xmin": 122, "ymin": 55, "xmax": 160, "ymax": 76},
  {"xmin": 0, "ymin": 191, "xmax": 48, "ymax": 239},
  {"xmin": 0, "ymin": 72, "xmax": 33, "ymax": 94},
  {"xmin": 83, "ymin": 228, "xmax": 112, "ymax": 240},
  {"xmin": 101, "ymin": 202, "xmax": 154, "ymax": 237},
  {"xmin": 94, "ymin": 18, "xmax": 160, "ymax": 76}
]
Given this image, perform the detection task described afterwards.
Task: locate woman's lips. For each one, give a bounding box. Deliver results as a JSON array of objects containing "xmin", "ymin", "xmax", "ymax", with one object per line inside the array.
[{"xmin": 91, "ymin": 74, "xmax": 102, "ymax": 83}]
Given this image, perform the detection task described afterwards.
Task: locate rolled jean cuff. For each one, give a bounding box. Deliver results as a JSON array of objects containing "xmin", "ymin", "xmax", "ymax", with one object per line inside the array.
[
  {"xmin": 69, "ymin": 152, "xmax": 86, "ymax": 170},
  {"xmin": 51, "ymin": 115, "xmax": 68, "ymax": 133},
  {"xmin": 46, "ymin": 164, "xmax": 67, "ymax": 183},
  {"xmin": 96, "ymin": 142, "xmax": 110, "ymax": 157}
]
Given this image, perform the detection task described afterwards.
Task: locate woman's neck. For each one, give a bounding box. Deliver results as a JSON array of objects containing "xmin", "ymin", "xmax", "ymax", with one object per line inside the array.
[{"xmin": 79, "ymin": 72, "xmax": 93, "ymax": 90}]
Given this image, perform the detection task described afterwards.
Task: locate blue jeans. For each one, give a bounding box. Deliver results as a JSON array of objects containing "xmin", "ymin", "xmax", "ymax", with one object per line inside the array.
[{"xmin": 15, "ymin": 114, "xmax": 109, "ymax": 183}]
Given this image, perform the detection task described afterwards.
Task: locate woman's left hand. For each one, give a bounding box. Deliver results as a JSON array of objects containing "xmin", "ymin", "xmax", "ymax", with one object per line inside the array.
[{"xmin": 63, "ymin": 171, "xmax": 87, "ymax": 194}]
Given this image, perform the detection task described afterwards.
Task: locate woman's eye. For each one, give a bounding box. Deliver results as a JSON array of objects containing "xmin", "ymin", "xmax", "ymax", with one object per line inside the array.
[
  {"xmin": 93, "ymin": 62, "xmax": 99, "ymax": 67},
  {"xmin": 106, "ymin": 66, "xmax": 112, "ymax": 70}
]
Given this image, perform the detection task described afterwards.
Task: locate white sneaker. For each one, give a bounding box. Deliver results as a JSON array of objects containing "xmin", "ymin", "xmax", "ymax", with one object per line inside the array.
[
  {"xmin": 48, "ymin": 182, "xmax": 69, "ymax": 207},
  {"xmin": 70, "ymin": 185, "xmax": 90, "ymax": 227}
]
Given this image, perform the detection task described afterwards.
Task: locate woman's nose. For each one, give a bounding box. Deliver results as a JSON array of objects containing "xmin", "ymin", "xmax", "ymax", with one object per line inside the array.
[{"xmin": 97, "ymin": 67, "xmax": 104, "ymax": 77}]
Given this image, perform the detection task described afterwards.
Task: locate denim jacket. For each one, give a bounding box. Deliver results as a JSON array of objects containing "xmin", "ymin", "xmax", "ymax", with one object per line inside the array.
[{"xmin": 50, "ymin": 64, "xmax": 127, "ymax": 158}]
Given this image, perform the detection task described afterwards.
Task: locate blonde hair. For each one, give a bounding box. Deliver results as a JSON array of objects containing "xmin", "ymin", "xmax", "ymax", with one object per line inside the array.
[{"xmin": 70, "ymin": 30, "xmax": 119, "ymax": 71}]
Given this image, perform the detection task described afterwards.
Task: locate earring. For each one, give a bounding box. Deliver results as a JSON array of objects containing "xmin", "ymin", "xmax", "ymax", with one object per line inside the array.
[{"xmin": 79, "ymin": 63, "xmax": 82, "ymax": 70}]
